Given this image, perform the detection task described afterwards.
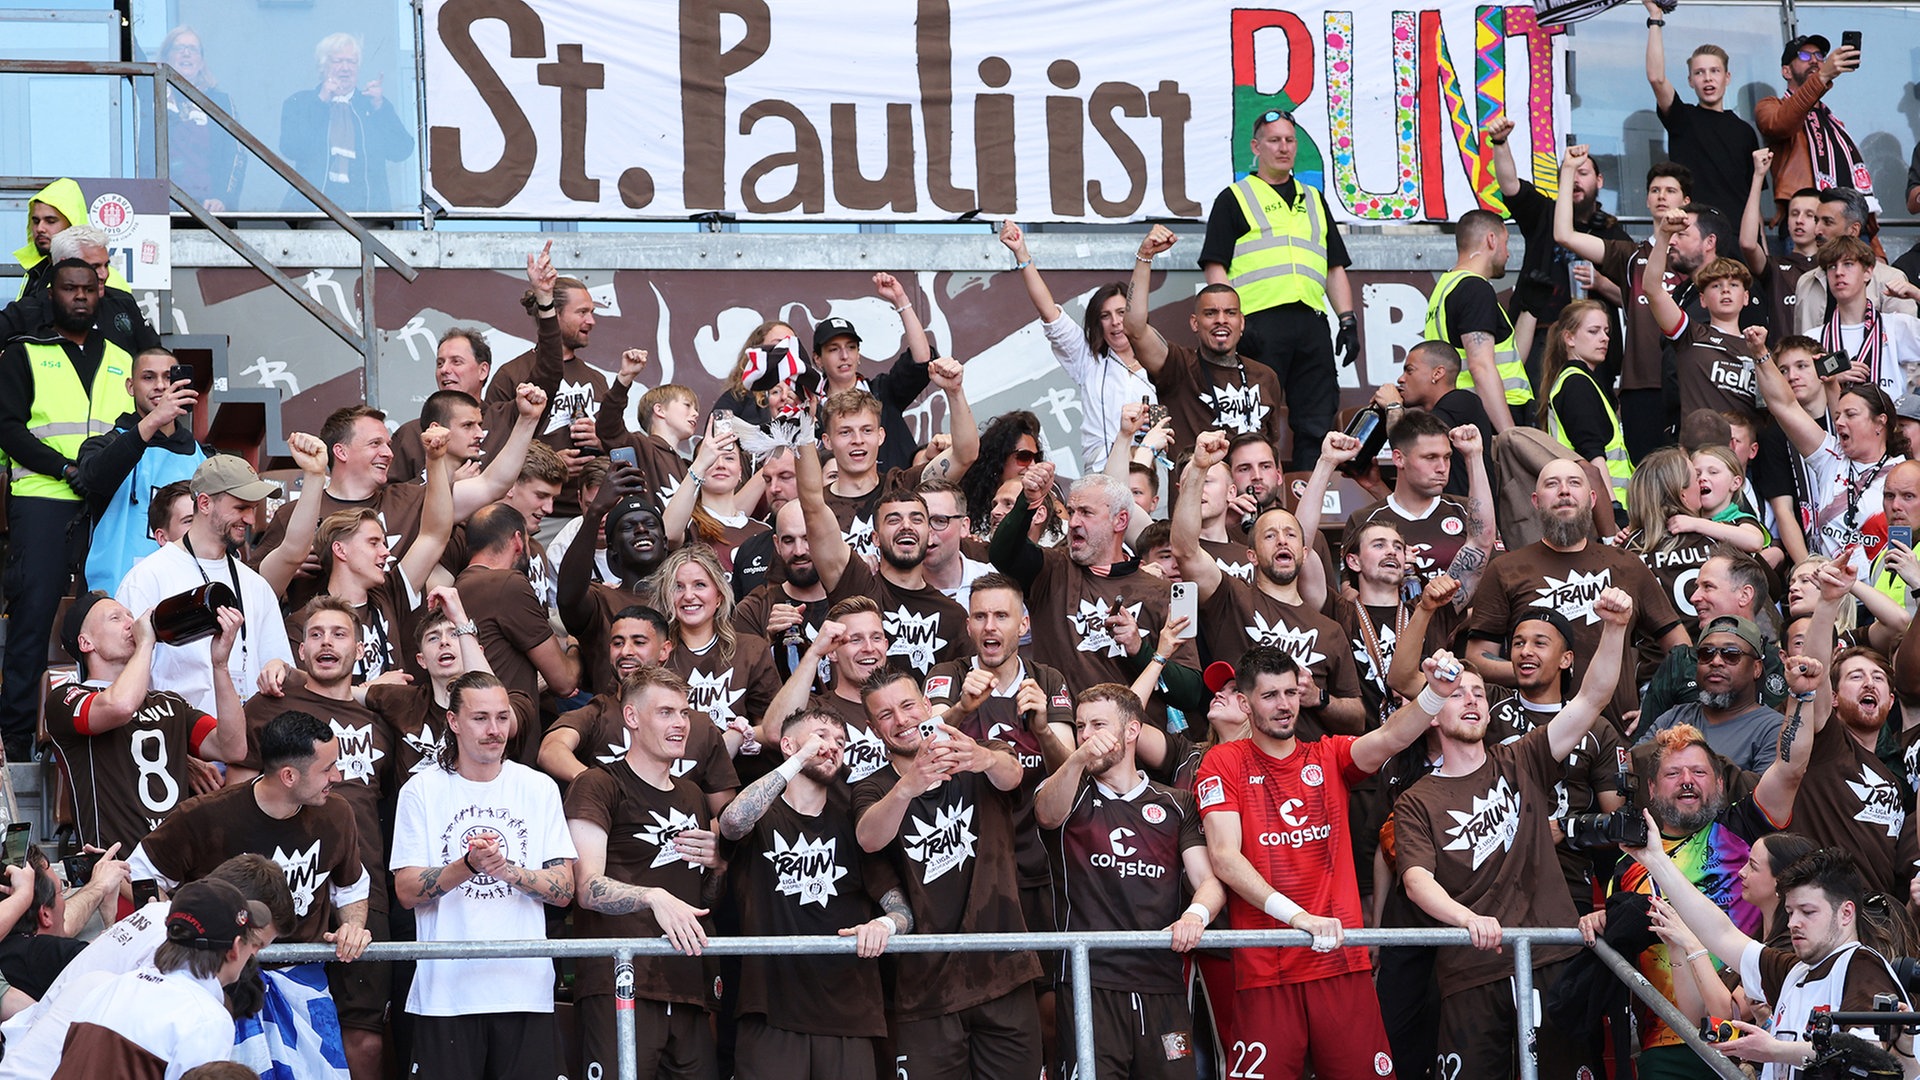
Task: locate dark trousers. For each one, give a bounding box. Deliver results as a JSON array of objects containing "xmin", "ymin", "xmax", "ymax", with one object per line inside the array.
[
  {"xmin": 1243, "ymin": 302, "xmax": 1338, "ymax": 472},
  {"xmin": 1621, "ymin": 388, "xmax": 1669, "ymax": 463},
  {"xmin": 2, "ymin": 496, "xmax": 85, "ymax": 751}
]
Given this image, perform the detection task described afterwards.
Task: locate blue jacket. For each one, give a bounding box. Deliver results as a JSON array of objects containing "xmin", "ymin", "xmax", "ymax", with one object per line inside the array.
[{"xmin": 75, "ymin": 410, "xmax": 205, "ymax": 595}]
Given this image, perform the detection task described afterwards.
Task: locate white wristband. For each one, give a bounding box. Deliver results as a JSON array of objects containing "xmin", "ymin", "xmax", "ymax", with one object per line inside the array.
[
  {"xmin": 1183, "ymin": 902, "xmax": 1212, "ymax": 923},
  {"xmin": 1417, "ymin": 686, "xmax": 1449, "ymax": 715},
  {"xmin": 1263, "ymin": 892, "xmax": 1306, "ymax": 925},
  {"xmin": 776, "ymin": 755, "xmax": 807, "ymax": 782}
]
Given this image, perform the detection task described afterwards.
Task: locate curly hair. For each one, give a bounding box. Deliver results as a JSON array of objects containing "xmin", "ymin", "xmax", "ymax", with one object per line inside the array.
[
  {"xmin": 962, "ymin": 410, "xmax": 1042, "ymax": 537},
  {"xmin": 651, "ymin": 544, "xmax": 738, "ymax": 666}
]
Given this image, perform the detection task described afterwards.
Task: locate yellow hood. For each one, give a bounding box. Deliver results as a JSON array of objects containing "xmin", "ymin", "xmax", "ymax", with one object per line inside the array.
[{"xmin": 13, "ymin": 177, "xmax": 132, "ymax": 292}]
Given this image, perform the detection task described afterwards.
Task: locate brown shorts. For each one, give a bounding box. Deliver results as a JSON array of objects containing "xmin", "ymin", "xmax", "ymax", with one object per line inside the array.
[
  {"xmin": 576, "ymin": 993, "xmax": 713, "ymax": 1080},
  {"xmin": 735, "ymin": 1015, "xmax": 879, "ymax": 1080},
  {"xmin": 1056, "ymin": 986, "xmax": 1197, "ymax": 1080},
  {"xmin": 326, "ymin": 905, "xmax": 390, "ymax": 1033},
  {"xmin": 892, "ymin": 984, "xmax": 1041, "ymax": 1080},
  {"xmin": 1436, "ymin": 959, "xmax": 1597, "ymax": 1080}
]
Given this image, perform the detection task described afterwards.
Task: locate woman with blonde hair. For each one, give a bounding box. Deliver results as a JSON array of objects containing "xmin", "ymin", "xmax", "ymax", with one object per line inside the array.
[
  {"xmin": 651, "ymin": 543, "xmax": 780, "ymax": 765},
  {"xmin": 1624, "ymin": 447, "xmax": 1719, "ymax": 630},
  {"xmin": 1537, "ymin": 299, "xmax": 1629, "ymax": 529}
]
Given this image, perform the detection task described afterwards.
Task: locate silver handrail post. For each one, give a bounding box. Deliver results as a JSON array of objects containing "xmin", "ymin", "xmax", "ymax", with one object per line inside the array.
[
  {"xmin": 1513, "ymin": 934, "xmax": 1538, "ymax": 1080},
  {"xmin": 614, "ymin": 945, "xmax": 637, "ymax": 1080},
  {"xmin": 1070, "ymin": 942, "xmax": 1097, "ymax": 1077}
]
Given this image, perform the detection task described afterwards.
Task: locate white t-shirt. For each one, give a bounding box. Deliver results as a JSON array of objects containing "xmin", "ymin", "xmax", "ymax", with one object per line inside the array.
[
  {"xmin": 1836, "ymin": 313, "xmax": 1920, "ymax": 401},
  {"xmin": 0, "ymin": 900, "xmax": 168, "ymax": 1080},
  {"xmin": 54, "ymin": 964, "xmax": 234, "ymax": 1080},
  {"xmin": 389, "ymin": 760, "xmax": 575, "ymax": 1016},
  {"xmin": 1800, "ymin": 431, "xmax": 1904, "ymax": 576},
  {"xmin": 116, "ymin": 541, "xmax": 295, "ymax": 715},
  {"xmin": 1739, "ymin": 939, "xmax": 1905, "ymax": 1080},
  {"xmin": 935, "ymin": 556, "xmax": 996, "ymax": 609},
  {"xmin": 1041, "ymin": 308, "xmax": 1156, "ymax": 472}
]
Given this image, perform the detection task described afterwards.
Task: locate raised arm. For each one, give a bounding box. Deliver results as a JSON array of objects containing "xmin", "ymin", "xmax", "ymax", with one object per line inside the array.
[
  {"xmin": 757, "ymin": 621, "xmax": 844, "ymax": 747},
  {"xmin": 255, "ymin": 432, "xmax": 332, "ymax": 594},
  {"xmin": 1622, "ymin": 813, "xmax": 1757, "ymax": 965},
  {"xmin": 1295, "ymin": 431, "xmax": 1362, "ymax": 540},
  {"xmin": 1124, "ymin": 226, "xmax": 1176, "ymax": 375},
  {"xmin": 987, "ymin": 462, "xmax": 1053, "ymax": 592},
  {"xmin": 919, "ymin": 358, "xmax": 978, "ymax": 481},
  {"xmin": 398, "ymin": 424, "xmax": 455, "ymax": 588},
  {"xmin": 794, "ymin": 432, "xmax": 853, "ymax": 593},
  {"xmin": 1388, "ymin": 576, "xmax": 1460, "ymax": 699},
  {"xmin": 1553, "ymin": 147, "xmax": 1609, "ymax": 264},
  {"xmin": 718, "ymin": 737, "xmax": 830, "ymax": 841},
  {"xmin": 998, "ymin": 221, "xmax": 1062, "ymax": 321},
  {"xmin": 663, "ymin": 420, "xmax": 731, "ymax": 543},
  {"xmin": 1748, "ymin": 328, "xmax": 1830, "ymax": 458},
  {"xmin": 455, "ymin": 383, "xmax": 548, "ymax": 520},
  {"xmin": 1447, "ymin": 424, "xmax": 1497, "ymax": 603},
  {"xmin": 197, "ymin": 608, "xmax": 250, "ymax": 763},
  {"xmin": 1353, "ymin": 653, "xmax": 1466, "ymax": 773},
  {"xmin": 1643, "ymin": 0, "xmax": 1677, "ymax": 111},
  {"xmin": 1752, "ymin": 651, "xmax": 1828, "ymax": 820},
  {"xmin": 872, "ymin": 273, "xmax": 933, "ymax": 368},
  {"xmin": 1643, "ymin": 210, "xmax": 1689, "ymax": 337},
  {"xmin": 1170, "ymin": 431, "xmax": 1228, "ymax": 602},
  {"xmin": 1547, "ymin": 588, "xmax": 1631, "ymax": 760},
  {"xmin": 1486, "ymin": 117, "xmax": 1522, "ymax": 199},
  {"xmin": 1741, "ymin": 150, "xmax": 1774, "ymax": 271}
]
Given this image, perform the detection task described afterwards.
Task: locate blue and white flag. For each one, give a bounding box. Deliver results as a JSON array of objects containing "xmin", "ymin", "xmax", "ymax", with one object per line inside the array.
[{"xmin": 231, "ymin": 963, "xmax": 349, "ymax": 1080}]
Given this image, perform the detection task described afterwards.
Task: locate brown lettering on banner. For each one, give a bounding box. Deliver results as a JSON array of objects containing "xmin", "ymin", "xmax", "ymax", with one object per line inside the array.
[
  {"xmin": 974, "ymin": 58, "xmax": 1017, "ymax": 216},
  {"xmin": 1087, "ymin": 82, "xmax": 1147, "ymax": 218},
  {"xmin": 916, "ymin": 0, "xmax": 975, "ymax": 213},
  {"xmin": 739, "ymin": 102, "xmax": 826, "ymax": 214},
  {"xmin": 427, "ymin": 0, "xmax": 545, "ymax": 208},
  {"xmin": 538, "ymin": 44, "xmax": 605, "ymax": 202},
  {"xmin": 680, "ymin": 0, "xmax": 771, "ymax": 210},
  {"xmin": 831, "ymin": 103, "xmax": 918, "ymax": 212},
  {"xmin": 1149, "ymin": 81, "xmax": 1200, "ymax": 216},
  {"xmin": 1045, "ymin": 60, "xmax": 1084, "ymax": 217}
]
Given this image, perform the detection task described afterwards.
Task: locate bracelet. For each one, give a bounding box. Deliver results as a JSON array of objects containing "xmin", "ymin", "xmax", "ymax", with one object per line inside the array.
[
  {"xmin": 1136, "ymin": 255, "xmax": 1154, "ymax": 263},
  {"xmin": 688, "ymin": 471, "xmax": 705, "ymax": 488},
  {"xmin": 1264, "ymin": 891, "xmax": 1306, "ymax": 925},
  {"xmin": 894, "ymin": 302, "xmax": 912, "ymax": 314},
  {"xmin": 1150, "ymin": 653, "xmax": 1171, "ymax": 666},
  {"xmin": 1684, "ymin": 948, "xmax": 1709, "ymax": 963},
  {"xmin": 463, "ymin": 851, "xmax": 479, "ymax": 874},
  {"xmin": 1646, "ymin": 17, "xmax": 1665, "ymax": 25},
  {"xmin": 1488, "ymin": 138, "xmax": 1507, "ymax": 146},
  {"xmin": 1417, "ymin": 686, "xmax": 1450, "ymax": 715},
  {"xmin": 1792, "ymin": 689, "xmax": 1817, "ymax": 703},
  {"xmin": 535, "ymin": 298, "xmax": 556, "ymax": 312},
  {"xmin": 1012, "ymin": 258, "xmax": 1032, "ymax": 271},
  {"xmin": 1184, "ymin": 902, "xmax": 1212, "ymax": 923}
]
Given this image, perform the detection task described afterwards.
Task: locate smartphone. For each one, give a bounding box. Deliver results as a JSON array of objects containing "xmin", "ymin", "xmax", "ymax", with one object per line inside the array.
[
  {"xmin": 1699, "ymin": 1017, "xmax": 1735, "ymax": 1043},
  {"xmin": 1842, "ymin": 29, "xmax": 1862, "ymax": 55},
  {"xmin": 1892, "ymin": 525, "xmax": 1912, "ymax": 549},
  {"xmin": 917, "ymin": 718, "xmax": 950, "ymax": 744},
  {"xmin": 711, "ymin": 408, "xmax": 735, "ymax": 431},
  {"xmin": 1170, "ymin": 581, "xmax": 1198, "ymax": 640},
  {"xmin": 131, "ymin": 878, "xmax": 161, "ymax": 906},
  {"xmin": 1814, "ymin": 349, "xmax": 1853, "ymax": 379},
  {"xmin": 62, "ymin": 851, "xmax": 100, "ymax": 885},
  {"xmin": 2, "ymin": 822, "xmax": 29, "ymax": 868},
  {"xmin": 609, "ymin": 446, "xmax": 637, "ymax": 468},
  {"xmin": 165, "ymin": 362, "xmax": 194, "ymax": 388}
]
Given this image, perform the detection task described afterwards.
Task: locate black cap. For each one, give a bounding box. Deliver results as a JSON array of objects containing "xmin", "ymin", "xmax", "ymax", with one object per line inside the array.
[
  {"xmin": 812, "ymin": 317, "xmax": 861, "ymax": 352},
  {"xmin": 166, "ymin": 878, "xmax": 271, "ymax": 952},
  {"xmin": 606, "ymin": 495, "xmax": 661, "ymax": 533},
  {"xmin": 61, "ymin": 591, "xmax": 113, "ymax": 667},
  {"xmin": 1782, "ymin": 34, "xmax": 1831, "ymax": 65},
  {"xmin": 1511, "ymin": 606, "xmax": 1577, "ymax": 650}
]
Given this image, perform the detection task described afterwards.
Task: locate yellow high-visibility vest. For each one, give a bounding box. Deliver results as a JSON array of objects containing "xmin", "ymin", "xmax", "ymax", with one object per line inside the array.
[
  {"xmin": 1425, "ymin": 268, "xmax": 1533, "ymax": 406},
  {"xmin": 1548, "ymin": 364, "xmax": 1632, "ymax": 509},
  {"xmin": 1226, "ymin": 175, "xmax": 1331, "ymax": 315},
  {"xmin": 12, "ymin": 338, "xmax": 133, "ymax": 500}
]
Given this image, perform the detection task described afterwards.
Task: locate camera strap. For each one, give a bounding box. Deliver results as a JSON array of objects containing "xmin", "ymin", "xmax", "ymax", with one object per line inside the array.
[{"xmin": 178, "ymin": 538, "xmax": 249, "ymax": 664}]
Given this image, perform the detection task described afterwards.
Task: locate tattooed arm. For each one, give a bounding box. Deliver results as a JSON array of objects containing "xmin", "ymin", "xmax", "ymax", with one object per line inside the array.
[
  {"xmin": 718, "ymin": 755, "xmax": 801, "ymax": 841},
  {"xmin": 497, "ymin": 857, "xmax": 576, "ymax": 906},
  {"xmin": 393, "ymin": 858, "xmax": 476, "ymax": 910},
  {"xmin": 1446, "ymin": 424, "xmax": 1497, "ymax": 606},
  {"xmin": 1458, "ymin": 330, "xmax": 1513, "ymax": 434},
  {"xmin": 569, "ymin": 819, "xmax": 710, "ymax": 953}
]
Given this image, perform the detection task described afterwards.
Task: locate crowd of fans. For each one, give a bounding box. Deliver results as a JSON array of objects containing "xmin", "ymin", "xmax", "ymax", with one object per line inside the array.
[{"xmin": 11, "ymin": 7, "xmax": 1920, "ymax": 1080}]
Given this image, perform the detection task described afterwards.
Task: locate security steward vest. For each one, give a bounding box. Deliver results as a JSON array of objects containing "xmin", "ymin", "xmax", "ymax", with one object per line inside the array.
[
  {"xmin": 1548, "ymin": 364, "xmax": 1632, "ymax": 509},
  {"xmin": 1425, "ymin": 268, "xmax": 1533, "ymax": 406},
  {"xmin": 13, "ymin": 337, "xmax": 134, "ymax": 500},
  {"xmin": 1226, "ymin": 175, "xmax": 1330, "ymax": 315}
]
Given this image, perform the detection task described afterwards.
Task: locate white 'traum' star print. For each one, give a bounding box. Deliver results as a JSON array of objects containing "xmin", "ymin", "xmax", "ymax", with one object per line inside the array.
[
  {"xmin": 1069, "ymin": 597, "xmax": 1139, "ymax": 657},
  {"xmin": 902, "ymin": 802, "xmax": 977, "ymax": 883},
  {"xmin": 331, "ymin": 719, "xmax": 385, "ymax": 784},
  {"xmin": 686, "ymin": 668, "xmax": 747, "ymax": 728},
  {"xmin": 1441, "ymin": 775, "xmax": 1521, "ymax": 870},
  {"xmin": 1531, "ymin": 568, "xmax": 1613, "ymax": 625},
  {"xmin": 1845, "ymin": 765, "xmax": 1907, "ymax": 837},
  {"xmin": 544, "ymin": 378, "xmax": 603, "ymax": 435},
  {"xmin": 272, "ymin": 841, "xmax": 325, "ymax": 917},
  {"xmin": 401, "ymin": 725, "xmax": 444, "ymax": 774},
  {"xmin": 1242, "ymin": 612, "xmax": 1326, "ymax": 667},
  {"xmin": 638, "ymin": 807, "xmax": 704, "ymax": 870},
  {"xmin": 765, "ymin": 832, "xmax": 847, "ymax": 907},
  {"xmin": 1199, "ymin": 381, "xmax": 1271, "ymax": 435},
  {"xmin": 885, "ymin": 606, "xmax": 947, "ymax": 673}
]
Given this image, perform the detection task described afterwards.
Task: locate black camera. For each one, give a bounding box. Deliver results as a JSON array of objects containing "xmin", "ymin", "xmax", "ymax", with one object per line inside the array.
[{"xmin": 1566, "ymin": 747, "xmax": 1650, "ymax": 851}]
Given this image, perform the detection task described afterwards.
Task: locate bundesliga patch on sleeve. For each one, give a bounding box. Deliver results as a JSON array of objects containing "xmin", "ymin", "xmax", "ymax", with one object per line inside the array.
[
  {"xmin": 1196, "ymin": 775, "xmax": 1225, "ymax": 809},
  {"xmin": 924, "ymin": 675, "xmax": 952, "ymax": 699}
]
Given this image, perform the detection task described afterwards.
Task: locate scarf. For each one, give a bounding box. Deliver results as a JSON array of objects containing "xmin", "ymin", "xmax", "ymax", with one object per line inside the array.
[
  {"xmin": 326, "ymin": 94, "xmax": 357, "ymax": 187},
  {"xmin": 1822, "ymin": 296, "xmax": 1882, "ymax": 389},
  {"xmin": 1804, "ymin": 100, "xmax": 1875, "ymax": 203}
]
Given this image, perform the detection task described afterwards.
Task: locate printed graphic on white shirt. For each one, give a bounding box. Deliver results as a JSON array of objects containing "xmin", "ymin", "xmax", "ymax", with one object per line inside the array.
[
  {"xmin": 1441, "ymin": 776, "xmax": 1521, "ymax": 870},
  {"xmin": 902, "ymin": 802, "xmax": 977, "ymax": 883},
  {"xmin": 764, "ymin": 831, "xmax": 847, "ymax": 907},
  {"xmin": 440, "ymin": 802, "xmax": 534, "ymax": 901}
]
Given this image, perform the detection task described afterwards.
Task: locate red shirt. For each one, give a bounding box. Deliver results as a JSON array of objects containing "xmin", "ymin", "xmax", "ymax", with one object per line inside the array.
[{"xmin": 1196, "ymin": 736, "xmax": 1372, "ymax": 988}]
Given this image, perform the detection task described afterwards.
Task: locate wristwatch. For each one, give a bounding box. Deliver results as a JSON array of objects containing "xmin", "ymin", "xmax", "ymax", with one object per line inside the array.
[{"xmin": 452, "ymin": 620, "xmax": 478, "ymax": 637}]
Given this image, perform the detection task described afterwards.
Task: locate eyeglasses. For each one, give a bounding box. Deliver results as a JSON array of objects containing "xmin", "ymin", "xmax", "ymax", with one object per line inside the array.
[
  {"xmin": 1797, "ymin": 48, "xmax": 1825, "ymax": 62},
  {"xmin": 1010, "ymin": 449, "xmax": 1040, "ymax": 465},
  {"xmin": 926, "ymin": 514, "xmax": 964, "ymax": 531},
  {"xmin": 1698, "ymin": 645, "xmax": 1756, "ymax": 664}
]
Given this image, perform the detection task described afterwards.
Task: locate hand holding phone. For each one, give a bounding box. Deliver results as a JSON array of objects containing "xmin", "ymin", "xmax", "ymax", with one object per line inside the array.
[
  {"xmin": 1170, "ymin": 582, "xmax": 1198, "ymax": 640},
  {"xmin": 609, "ymin": 446, "xmax": 638, "ymax": 468}
]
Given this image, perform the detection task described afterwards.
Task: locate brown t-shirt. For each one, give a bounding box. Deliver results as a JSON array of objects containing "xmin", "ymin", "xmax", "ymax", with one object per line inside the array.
[
  {"xmin": 1630, "ymin": 530, "xmax": 1721, "ymax": 636},
  {"xmin": 1669, "ymin": 316, "xmax": 1761, "ymax": 418},
  {"xmin": 251, "ymin": 482, "xmax": 427, "ymax": 610},
  {"xmin": 486, "ymin": 351, "xmax": 615, "ymax": 518},
  {"xmin": 705, "ymin": 516, "xmax": 770, "ymax": 574},
  {"xmin": 1599, "ymin": 238, "xmax": 1684, "ymax": 393},
  {"xmin": 1199, "ymin": 536, "xmax": 1254, "ymax": 584},
  {"xmin": 811, "ymin": 692, "xmax": 892, "ymax": 787},
  {"xmin": 1149, "ymin": 346, "xmax": 1286, "ymax": 452},
  {"xmin": 924, "ymin": 659, "xmax": 1074, "ymax": 887},
  {"xmin": 1332, "ymin": 598, "xmax": 1453, "ymax": 729},
  {"xmin": 663, "ymin": 633, "xmax": 780, "ymax": 739},
  {"xmin": 852, "ymin": 761, "xmax": 1042, "ymax": 1020},
  {"xmin": 135, "ymin": 781, "xmax": 365, "ymax": 945},
  {"xmin": 1201, "ymin": 576, "xmax": 1363, "ymax": 738},
  {"xmin": 1792, "ymin": 719, "xmax": 1920, "ymax": 898},
  {"xmin": 1486, "ymin": 689, "xmax": 1624, "ymax": 902},
  {"xmin": 1348, "ymin": 494, "xmax": 1473, "ymax": 588},
  {"xmin": 829, "ymin": 557, "xmax": 974, "ymax": 678},
  {"xmin": 1465, "ymin": 540, "xmax": 1683, "ymax": 725},
  {"xmin": 1019, "ymin": 547, "xmax": 1198, "ymax": 730},
  {"xmin": 551, "ymin": 693, "xmax": 739, "ymax": 795},
  {"xmin": 823, "ymin": 466, "xmax": 917, "ymax": 562},
  {"xmin": 242, "ymin": 684, "xmax": 393, "ymax": 909},
  {"xmin": 574, "ymin": 580, "xmax": 652, "ymax": 696},
  {"xmin": 454, "ymin": 565, "xmax": 556, "ymax": 708},
  {"xmin": 387, "ymin": 397, "xmax": 523, "ymax": 484},
  {"xmin": 733, "ymin": 585, "xmax": 833, "ymax": 685},
  {"xmin": 348, "ymin": 566, "xmax": 424, "ymax": 684},
  {"xmin": 362, "ymin": 682, "xmax": 537, "ymax": 780},
  {"xmin": 46, "ymin": 684, "xmax": 217, "ymax": 852},
  {"xmin": 732, "ymin": 786, "xmax": 896, "ymax": 1037},
  {"xmin": 563, "ymin": 761, "xmax": 714, "ymax": 1006},
  {"xmin": 1393, "ymin": 726, "xmax": 1584, "ymax": 991}
]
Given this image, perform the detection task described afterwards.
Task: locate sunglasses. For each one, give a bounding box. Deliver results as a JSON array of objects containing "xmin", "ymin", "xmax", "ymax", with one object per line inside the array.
[
  {"xmin": 1797, "ymin": 48, "xmax": 1825, "ymax": 62},
  {"xmin": 1010, "ymin": 449, "xmax": 1041, "ymax": 465},
  {"xmin": 1698, "ymin": 645, "xmax": 1756, "ymax": 664},
  {"xmin": 1257, "ymin": 108, "xmax": 1297, "ymax": 128}
]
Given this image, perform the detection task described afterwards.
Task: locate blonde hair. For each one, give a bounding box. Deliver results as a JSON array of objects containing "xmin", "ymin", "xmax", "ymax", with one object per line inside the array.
[
  {"xmin": 1537, "ymin": 300, "xmax": 1611, "ymax": 433},
  {"xmin": 651, "ymin": 544, "xmax": 738, "ymax": 665},
  {"xmin": 1625, "ymin": 447, "xmax": 1694, "ymax": 554}
]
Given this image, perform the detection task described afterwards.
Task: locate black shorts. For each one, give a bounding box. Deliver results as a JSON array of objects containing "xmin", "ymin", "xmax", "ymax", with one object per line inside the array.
[
  {"xmin": 1020, "ymin": 883, "xmax": 1058, "ymax": 991},
  {"xmin": 736, "ymin": 1015, "xmax": 879, "ymax": 1080},
  {"xmin": 327, "ymin": 905, "xmax": 390, "ymax": 1033},
  {"xmin": 892, "ymin": 984, "xmax": 1041, "ymax": 1080},
  {"xmin": 576, "ymin": 993, "xmax": 713, "ymax": 1080},
  {"xmin": 409, "ymin": 1011, "xmax": 559, "ymax": 1080},
  {"xmin": 1435, "ymin": 959, "xmax": 1597, "ymax": 1080},
  {"xmin": 1056, "ymin": 985, "xmax": 1197, "ymax": 1080}
]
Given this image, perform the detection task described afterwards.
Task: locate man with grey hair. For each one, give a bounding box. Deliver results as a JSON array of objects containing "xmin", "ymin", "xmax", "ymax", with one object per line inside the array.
[
  {"xmin": 988, "ymin": 461, "xmax": 1199, "ymax": 729},
  {"xmin": 278, "ymin": 31, "xmax": 413, "ymax": 211},
  {"xmin": 1796, "ymin": 187, "xmax": 1917, "ymax": 331},
  {"xmin": 0, "ymin": 225, "xmax": 159, "ymax": 353}
]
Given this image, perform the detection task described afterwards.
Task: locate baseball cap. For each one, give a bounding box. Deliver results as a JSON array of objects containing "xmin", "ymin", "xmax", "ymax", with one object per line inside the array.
[
  {"xmin": 191, "ymin": 455, "xmax": 280, "ymax": 502},
  {"xmin": 812, "ymin": 316, "xmax": 861, "ymax": 352},
  {"xmin": 1203, "ymin": 661, "xmax": 1238, "ymax": 694},
  {"xmin": 1701, "ymin": 614, "xmax": 1765, "ymax": 655},
  {"xmin": 1782, "ymin": 34, "xmax": 1831, "ymax": 65},
  {"xmin": 606, "ymin": 495, "xmax": 661, "ymax": 533},
  {"xmin": 166, "ymin": 878, "xmax": 271, "ymax": 952},
  {"xmin": 1511, "ymin": 606, "xmax": 1577, "ymax": 650},
  {"xmin": 1896, "ymin": 394, "xmax": 1920, "ymax": 423},
  {"xmin": 60, "ymin": 590, "xmax": 113, "ymax": 665}
]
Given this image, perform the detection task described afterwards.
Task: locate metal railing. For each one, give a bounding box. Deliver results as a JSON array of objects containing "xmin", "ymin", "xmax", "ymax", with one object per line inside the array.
[
  {"xmin": 0, "ymin": 59, "xmax": 418, "ymax": 401},
  {"xmin": 260, "ymin": 926, "xmax": 1744, "ymax": 1080}
]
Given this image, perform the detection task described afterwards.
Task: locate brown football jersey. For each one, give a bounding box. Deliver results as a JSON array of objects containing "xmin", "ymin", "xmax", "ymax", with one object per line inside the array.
[
  {"xmin": 453, "ymin": 564, "xmax": 556, "ymax": 711},
  {"xmin": 46, "ymin": 685, "xmax": 216, "ymax": 852},
  {"xmin": 1019, "ymin": 546, "xmax": 1197, "ymax": 730},
  {"xmin": 551, "ymin": 693, "xmax": 739, "ymax": 795},
  {"xmin": 1200, "ymin": 576, "xmax": 1363, "ymax": 738},
  {"xmin": 1149, "ymin": 346, "xmax": 1286, "ymax": 452},
  {"xmin": 250, "ymin": 482, "xmax": 427, "ymax": 610},
  {"xmin": 1791, "ymin": 719, "xmax": 1920, "ymax": 898},
  {"xmin": 829, "ymin": 557, "xmax": 973, "ymax": 678}
]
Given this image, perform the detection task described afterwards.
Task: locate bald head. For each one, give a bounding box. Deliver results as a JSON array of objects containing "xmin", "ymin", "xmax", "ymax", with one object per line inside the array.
[{"xmin": 1885, "ymin": 460, "xmax": 1920, "ymax": 527}]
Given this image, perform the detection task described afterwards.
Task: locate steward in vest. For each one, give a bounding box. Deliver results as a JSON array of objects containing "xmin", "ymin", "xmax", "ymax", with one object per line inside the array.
[
  {"xmin": 75, "ymin": 347, "xmax": 207, "ymax": 596},
  {"xmin": 1538, "ymin": 299, "xmax": 1633, "ymax": 528},
  {"xmin": 0, "ymin": 259, "xmax": 135, "ymax": 757},
  {"xmin": 1199, "ymin": 108, "xmax": 1359, "ymax": 473},
  {"xmin": 1424, "ymin": 208, "xmax": 1532, "ymax": 432}
]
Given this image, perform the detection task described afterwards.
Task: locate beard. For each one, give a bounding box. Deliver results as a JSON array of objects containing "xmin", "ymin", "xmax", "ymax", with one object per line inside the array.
[
  {"xmin": 879, "ymin": 541, "xmax": 926, "ymax": 572},
  {"xmin": 1698, "ymin": 689, "xmax": 1738, "ymax": 711},
  {"xmin": 1258, "ymin": 559, "xmax": 1299, "ymax": 588},
  {"xmin": 781, "ymin": 559, "xmax": 819, "ymax": 587},
  {"xmin": 52, "ymin": 303, "xmax": 93, "ymax": 334},
  {"xmin": 1541, "ymin": 509, "xmax": 1592, "ymax": 549},
  {"xmin": 1650, "ymin": 785, "xmax": 1727, "ymax": 836}
]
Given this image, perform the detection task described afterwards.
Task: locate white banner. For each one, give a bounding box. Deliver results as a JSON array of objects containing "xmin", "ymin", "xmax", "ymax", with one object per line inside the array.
[{"xmin": 422, "ymin": 0, "xmax": 1568, "ymax": 225}]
